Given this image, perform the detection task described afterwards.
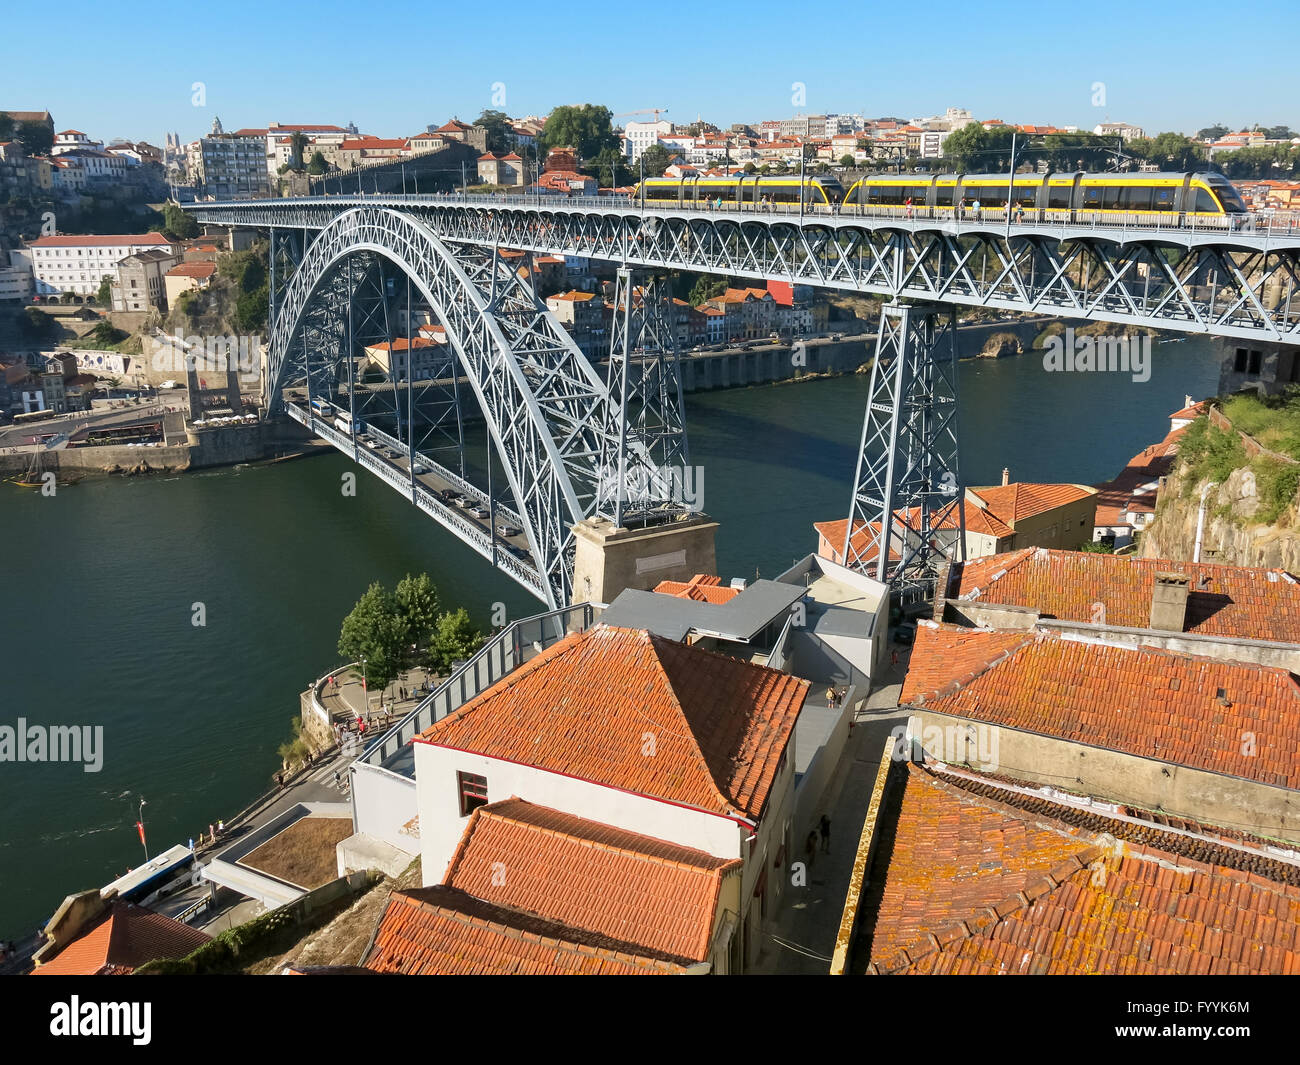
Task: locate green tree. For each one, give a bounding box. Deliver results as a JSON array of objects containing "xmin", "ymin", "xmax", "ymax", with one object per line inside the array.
[
  {"xmin": 394, "ymin": 573, "xmax": 440, "ymax": 652},
  {"xmin": 16, "ymin": 120, "xmax": 53, "ymax": 157},
  {"xmin": 307, "ymin": 150, "xmax": 327, "ymax": 176},
  {"xmin": 637, "ymin": 143, "xmax": 673, "ymax": 178},
  {"xmin": 288, "ymin": 131, "xmax": 308, "ymax": 170},
  {"xmin": 742, "ymin": 161, "xmax": 757, "ymax": 173},
  {"xmin": 838, "ymin": 154, "xmax": 855, "ymax": 168},
  {"xmin": 428, "ymin": 608, "xmax": 484, "ymax": 674},
  {"xmin": 338, "ymin": 582, "xmax": 407, "ymax": 692},
  {"xmin": 234, "ymin": 287, "xmax": 268, "ymax": 333},
  {"xmin": 688, "ymin": 275, "xmax": 727, "ymax": 307},
  {"xmin": 539, "ymin": 104, "xmax": 619, "ymax": 163},
  {"xmin": 18, "ymin": 307, "xmax": 58, "ymax": 344},
  {"xmin": 1196, "ymin": 125, "xmax": 1229, "ymax": 141},
  {"xmin": 96, "ymin": 275, "xmax": 113, "ymax": 305},
  {"xmin": 163, "ymin": 202, "xmax": 198, "ymax": 240},
  {"xmin": 475, "ymin": 109, "xmax": 516, "ymax": 155},
  {"xmin": 1128, "ymin": 132, "xmax": 1204, "ymax": 171},
  {"xmin": 1263, "ymin": 126, "xmax": 1296, "ymax": 141},
  {"xmin": 0, "ymin": 113, "xmax": 14, "ymax": 141}
]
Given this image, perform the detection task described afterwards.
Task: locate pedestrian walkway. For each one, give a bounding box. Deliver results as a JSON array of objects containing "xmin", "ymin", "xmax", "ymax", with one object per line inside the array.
[
  {"xmin": 751, "ymin": 642, "xmax": 914, "ymax": 974},
  {"xmin": 316, "ymin": 664, "xmax": 442, "ymax": 735}
]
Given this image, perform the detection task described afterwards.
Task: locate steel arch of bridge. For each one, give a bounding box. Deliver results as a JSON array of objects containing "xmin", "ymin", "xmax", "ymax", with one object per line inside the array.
[
  {"xmin": 191, "ymin": 196, "xmax": 1300, "ymax": 345},
  {"xmin": 269, "ymin": 206, "xmax": 646, "ymax": 608}
]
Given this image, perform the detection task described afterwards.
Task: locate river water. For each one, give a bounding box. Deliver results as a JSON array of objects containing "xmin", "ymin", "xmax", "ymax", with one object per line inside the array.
[{"xmin": 0, "ymin": 335, "xmax": 1223, "ymax": 935}]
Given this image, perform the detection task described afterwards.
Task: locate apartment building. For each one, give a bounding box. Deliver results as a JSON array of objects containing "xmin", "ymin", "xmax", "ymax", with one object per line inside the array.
[{"xmin": 24, "ymin": 232, "xmax": 176, "ymax": 296}]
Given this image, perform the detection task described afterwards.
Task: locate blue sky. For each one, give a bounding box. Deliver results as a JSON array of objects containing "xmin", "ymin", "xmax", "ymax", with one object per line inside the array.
[{"xmin": 2, "ymin": 0, "xmax": 1295, "ymax": 144}]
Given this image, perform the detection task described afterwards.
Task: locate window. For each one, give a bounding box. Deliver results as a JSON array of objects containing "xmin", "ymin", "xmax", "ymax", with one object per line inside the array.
[
  {"xmin": 1124, "ymin": 186, "xmax": 1153, "ymax": 211},
  {"xmin": 457, "ymin": 771, "xmax": 488, "ymax": 816},
  {"xmin": 1192, "ymin": 187, "xmax": 1221, "ymax": 214}
]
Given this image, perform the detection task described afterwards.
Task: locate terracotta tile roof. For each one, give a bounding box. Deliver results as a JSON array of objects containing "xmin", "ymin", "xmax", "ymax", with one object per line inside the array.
[
  {"xmin": 341, "ymin": 138, "xmax": 408, "ymax": 151},
  {"xmin": 29, "ymin": 232, "xmax": 171, "ymax": 248},
  {"xmin": 364, "ymin": 886, "xmax": 686, "ymax": 974},
  {"xmin": 364, "ymin": 337, "xmax": 437, "ymax": 353},
  {"xmin": 165, "ymin": 262, "xmax": 216, "ymax": 279},
  {"xmin": 443, "ymin": 798, "xmax": 739, "ymax": 962},
  {"xmin": 814, "ymin": 502, "xmax": 975, "ymax": 563},
  {"xmin": 548, "ymin": 290, "xmax": 596, "ymax": 302},
  {"xmin": 860, "ymin": 763, "xmax": 1300, "ymax": 974},
  {"xmin": 951, "ymin": 547, "xmax": 1300, "ymax": 641},
  {"xmin": 652, "ymin": 574, "xmax": 741, "ymax": 604},
  {"xmin": 966, "ymin": 483, "xmax": 1095, "ymax": 526},
  {"xmin": 416, "ymin": 625, "xmax": 807, "ymax": 819},
  {"xmin": 902, "ymin": 622, "xmax": 1300, "ymax": 788},
  {"xmin": 32, "ymin": 903, "xmax": 211, "ymax": 975},
  {"xmin": 1093, "ymin": 425, "xmax": 1187, "ymax": 526}
]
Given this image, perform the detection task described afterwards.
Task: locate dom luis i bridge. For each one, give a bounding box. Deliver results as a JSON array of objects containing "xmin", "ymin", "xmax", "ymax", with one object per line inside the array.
[{"xmin": 186, "ymin": 176, "xmax": 1300, "ymax": 609}]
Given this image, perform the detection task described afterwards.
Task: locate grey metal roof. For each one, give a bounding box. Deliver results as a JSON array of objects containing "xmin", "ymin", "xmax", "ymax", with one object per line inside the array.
[
  {"xmin": 812, "ymin": 604, "xmax": 875, "ymax": 640},
  {"xmin": 602, "ymin": 579, "xmax": 806, "ymax": 643}
]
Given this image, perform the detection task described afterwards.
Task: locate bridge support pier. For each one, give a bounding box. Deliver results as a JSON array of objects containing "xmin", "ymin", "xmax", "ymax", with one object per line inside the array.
[
  {"xmin": 844, "ymin": 301, "xmax": 965, "ymax": 603},
  {"xmin": 571, "ymin": 515, "xmax": 719, "ymax": 607}
]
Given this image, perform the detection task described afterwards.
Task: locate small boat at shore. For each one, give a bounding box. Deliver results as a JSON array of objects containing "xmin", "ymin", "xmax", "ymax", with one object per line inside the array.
[{"xmin": 5, "ymin": 448, "xmax": 82, "ymax": 488}]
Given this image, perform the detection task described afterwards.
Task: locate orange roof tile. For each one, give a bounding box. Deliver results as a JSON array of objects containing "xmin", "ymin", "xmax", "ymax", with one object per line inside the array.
[
  {"xmin": 966, "ymin": 482, "xmax": 1095, "ymax": 526},
  {"xmin": 165, "ymin": 262, "xmax": 216, "ymax": 278},
  {"xmin": 653, "ymin": 574, "xmax": 741, "ymax": 604},
  {"xmin": 363, "ymin": 886, "xmax": 686, "ymax": 974},
  {"xmin": 416, "ymin": 625, "xmax": 807, "ymax": 820},
  {"xmin": 443, "ymin": 799, "xmax": 739, "ymax": 963},
  {"xmin": 902, "ymin": 623, "xmax": 1300, "ymax": 788},
  {"xmin": 951, "ymin": 548, "xmax": 1300, "ymax": 641},
  {"xmin": 32, "ymin": 903, "xmax": 210, "ymax": 975},
  {"xmin": 860, "ymin": 763, "xmax": 1300, "ymax": 975}
]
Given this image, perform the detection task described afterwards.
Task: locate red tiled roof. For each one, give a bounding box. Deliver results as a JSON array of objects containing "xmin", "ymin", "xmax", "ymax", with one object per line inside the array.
[
  {"xmin": 443, "ymin": 799, "xmax": 738, "ymax": 963},
  {"xmin": 951, "ymin": 547, "xmax": 1300, "ymax": 641},
  {"xmin": 32, "ymin": 903, "xmax": 211, "ymax": 976},
  {"xmin": 364, "ymin": 886, "xmax": 686, "ymax": 974},
  {"xmin": 364, "ymin": 337, "xmax": 435, "ymax": 353},
  {"xmin": 861, "ymin": 763, "xmax": 1300, "ymax": 974},
  {"xmin": 1093, "ymin": 425, "xmax": 1188, "ymax": 525},
  {"xmin": 165, "ymin": 262, "xmax": 216, "ymax": 279},
  {"xmin": 29, "ymin": 232, "xmax": 171, "ymax": 248},
  {"xmin": 653, "ymin": 574, "xmax": 741, "ymax": 604},
  {"xmin": 901, "ymin": 623, "xmax": 1300, "ymax": 788},
  {"xmin": 341, "ymin": 138, "xmax": 407, "ymax": 151},
  {"xmin": 416, "ymin": 625, "xmax": 807, "ymax": 819},
  {"xmin": 966, "ymin": 482, "xmax": 1095, "ymax": 525}
]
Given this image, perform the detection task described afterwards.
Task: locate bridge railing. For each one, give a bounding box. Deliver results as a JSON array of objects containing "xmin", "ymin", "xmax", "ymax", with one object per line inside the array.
[
  {"xmin": 358, "ymin": 601, "xmax": 599, "ymax": 770},
  {"xmin": 260, "ymin": 189, "xmax": 1300, "ymax": 238}
]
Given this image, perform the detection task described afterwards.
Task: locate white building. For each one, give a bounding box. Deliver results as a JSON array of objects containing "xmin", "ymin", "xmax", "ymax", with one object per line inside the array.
[
  {"xmin": 1094, "ymin": 121, "xmax": 1146, "ymax": 142},
  {"xmin": 51, "ymin": 129, "xmax": 104, "ymax": 155},
  {"xmin": 411, "ymin": 624, "xmax": 807, "ymax": 971},
  {"xmin": 0, "ymin": 263, "xmax": 33, "ymax": 301},
  {"xmin": 25, "ymin": 232, "xmax": 176, "ymax": 297},
  {"xmin": 622, "ymin": 119, "xmax": 673, "ymax": 161}
]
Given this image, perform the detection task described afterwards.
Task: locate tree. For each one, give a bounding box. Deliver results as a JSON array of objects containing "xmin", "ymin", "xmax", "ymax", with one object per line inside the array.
[
  {"xmin": 17, "ymin": 307, "xmax": 58, "ymax": 344},
  {"xmin": 742, "ymin": 161, "xmax": 757, "ymax": 173},
  {"xmin": 307, "ymin": 150, "xmax": 327, "ymax": 176},
  {"xmin": 163, "ymin": 202, "xmax": 198, "ymax": 240},
  {"xmin": 1196, "ymin": 125, "xmax": 1229, "ymax": 142},
  {"xmin": 688, "ymin": 275, "xmax": 727, "ymax": 307},
  {"xmin": 637, "ymin": 143, "xmax": 672, "ymax": 178},
  {"xmin": 590, "ymin": 146, "xmax": 632, "ymax": 187},
  {"xmin": 288, "ymin": 131, "xmax": 308, "ymax": 171},
  {"xmin": 96, "ymin": 275, "xmax": 113, "ymax": 305},
  {"xmin": 839, "ymin": 154, "xmax": 855, "ymax": 168},
  {"xmin": 1128, "ymin": 132, "xmax": 1204, "ymax": 171},
  {"xmin": 16, "ymin": 120, "xmax": 53, "ymax": 157},
  {"xmin": 394, "ymin": 573, "xmax": 440, "ymax": 652},
  {"xmin": 1263, "ymin": 126, "xmax": 1297, "ymax": 142},
  {"xmin": 0, "ymin": 113, "xmax": 14, "ymax": 141},
  {"xmin": 428, "ymin": 608, "xmax": 484, "ymax": 674},
  {"xmin": 475, "ymin": 109, "xmax": 516, "ymax": 155},
  {"xmin": 234, "ymin": 287, "xmax": 268, "ymax": 333},
  {"xmin": 338, "ymin": 582, "xmax": 407, "ymax": 692},
  {"xmin": 539, "ymin": 104, "xmax": 620, "ymax": 163}
]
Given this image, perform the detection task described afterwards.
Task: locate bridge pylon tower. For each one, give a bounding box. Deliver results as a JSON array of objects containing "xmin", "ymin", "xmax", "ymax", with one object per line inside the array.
[
  {"xmin": 597, "ymin": 267, "xmax": 691, "ymax": 528},
  {"xmin": 844, "ymin": 300, "xmax": 966, "ymax": 602}
]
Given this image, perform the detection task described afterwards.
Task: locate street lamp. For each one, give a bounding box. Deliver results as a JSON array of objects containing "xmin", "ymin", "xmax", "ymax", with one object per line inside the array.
[{"xmin": 359, "ymin": 656, "xmax": 368, "ymax": 708}]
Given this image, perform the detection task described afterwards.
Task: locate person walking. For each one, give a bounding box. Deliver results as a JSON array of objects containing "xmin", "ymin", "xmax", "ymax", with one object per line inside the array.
[
  {"xmin": 905, "ymin": 196, "xmax": 913, "ymax": 220},
  {"xmin": 804, "ymin": 830, "xmax": 818, "ymax": 870},
  {"xmin": 825, "ymin": 685, "xmax": 836, "ymax": 709},
  {"xmin": 819, "ymin": 814, "xmax": 831, "ymax": 853},
  {"xmin": 972, "ymin": 197, "xmax": 982, "ymax": 221}
]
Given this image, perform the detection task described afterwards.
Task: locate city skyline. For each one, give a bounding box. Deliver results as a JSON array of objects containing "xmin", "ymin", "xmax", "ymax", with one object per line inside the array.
[{"xmin": 3, "ymin": 0, "xmax": 1296, "ymax": 145}]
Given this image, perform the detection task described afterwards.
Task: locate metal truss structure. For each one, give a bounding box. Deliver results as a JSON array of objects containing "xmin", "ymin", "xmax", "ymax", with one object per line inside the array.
[
  {"xmin": 267, "ymin": 206, "xmax": 660, "ymax": 607},
  {"xmin": 190, "ymin": 196, "xmax": 1300, "ymax": 598},
  {"xmin": 845, "ymin": 303, "xmax": 965, "ymax": 598},
  {"xmin": 194, "ymin": 197, "xmax": 1300, "ymax": 345},
  {"xmin": 598, "ymin": 269, "xmax": 691, "ymax": 527}
]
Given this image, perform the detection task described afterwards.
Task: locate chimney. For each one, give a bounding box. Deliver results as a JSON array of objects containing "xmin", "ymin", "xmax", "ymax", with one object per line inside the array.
[
  {"xmin": 1001, "ymin": 467, "xmax": 1010, "ymax": 487},
  {"xmin": 1149, "ymin": 572, "xmax": 1190, "ymax": 632}
]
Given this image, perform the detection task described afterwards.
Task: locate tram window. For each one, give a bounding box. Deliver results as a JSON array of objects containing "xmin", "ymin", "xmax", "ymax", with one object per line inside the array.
[
  {"xmin": 1100, "ymin": 187, "xmax": 1124, "ymax": 210},
  {"xmin": 1193, "ymin": 188, "xmax": 1221, "ymax": 213},
  {"xmin": 1153, "ymin": 188, "xmax": 1175, "ymax": 211},
  {"xmin": 935, "ymin": 186, "xmax": 954, "ymax": 206},
  {"xmin": 1124, "ymin": 187, "xmax": 1153, "ymax": 211},
  {"xmin": 1013, "ymin": 186, "xmax": 1037, "ymax": 207},
  {"xmin": 1048, "ymin": 185, "xmax": 1073, "ymax": 210},
  {"xmin": 1082, "ymin": 186, "xmax": 1102, "ymax": 208},
  {"xmin": 876, "ymin": 186, "xmax": 903, "ymax": 205}
]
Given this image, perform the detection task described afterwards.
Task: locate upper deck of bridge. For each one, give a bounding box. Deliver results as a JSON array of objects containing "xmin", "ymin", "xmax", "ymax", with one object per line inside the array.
[{"xmin": 185, "ymin": 193, "xmax": 1300, "ymax": 252}]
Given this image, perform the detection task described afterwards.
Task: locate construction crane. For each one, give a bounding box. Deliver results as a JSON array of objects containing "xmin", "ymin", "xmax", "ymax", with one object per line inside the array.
[{"xmin": 613, "ymin": 108, "xmax": 668, "ymax": 124}]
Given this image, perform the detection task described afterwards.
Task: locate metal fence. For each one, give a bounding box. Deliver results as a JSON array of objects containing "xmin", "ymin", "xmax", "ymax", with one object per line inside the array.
[{"xmin": 358, "ymin": 602, "xmax": 598, "ymax": 771}]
